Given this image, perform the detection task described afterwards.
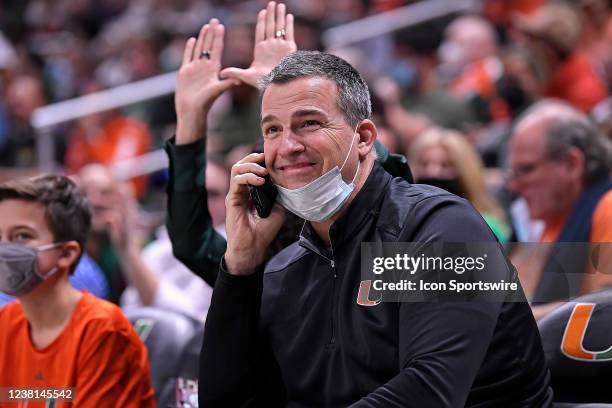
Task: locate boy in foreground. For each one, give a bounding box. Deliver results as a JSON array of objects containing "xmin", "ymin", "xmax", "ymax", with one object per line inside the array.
[{"xmin": 0, "ymin": 174, "xmax": 155, "ymax": 407}]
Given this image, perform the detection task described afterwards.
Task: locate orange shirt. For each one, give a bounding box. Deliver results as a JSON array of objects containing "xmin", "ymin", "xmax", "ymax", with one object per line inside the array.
[
  {"xmin": 484, "ymin": 0, "xmax": 546, "ymax": 25},
  {"xmin": 0, "ymin": 292, "xmax": 155, "ymax": 408},
  {"xmin": 65, "ymin": 116, "xmax": 152, "ymax": 198},
  {"xmin": 546, "ymin": 52, "xmax": 608, "ymax": 113},
  {"xmin": 540, "ymin": 190, "xmax": 612, "ymax": 243},
  {"xmin": 540, "ymin": 190, "xmax": 612, "ymax": 294},
  {"xmin": 450, "ymin": 58, "xmax": 510, "ymax": 121}
]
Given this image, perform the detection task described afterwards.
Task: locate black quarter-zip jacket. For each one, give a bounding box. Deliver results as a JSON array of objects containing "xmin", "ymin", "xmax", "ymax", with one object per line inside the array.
[{"xmin": 199, "ymin": 162, "xmax": 553, "ymax": 407}]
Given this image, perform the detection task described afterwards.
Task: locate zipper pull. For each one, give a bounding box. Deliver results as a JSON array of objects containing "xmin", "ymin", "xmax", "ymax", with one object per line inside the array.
[{"xmin": 330, "ymin": 259, "xmax": 335, "ymax": 268}]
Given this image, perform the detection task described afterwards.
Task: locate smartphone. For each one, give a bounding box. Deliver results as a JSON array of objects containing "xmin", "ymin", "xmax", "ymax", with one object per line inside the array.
[{"xmin": 248, "ymin": 170, "xmax": 278, "ymax": 218}]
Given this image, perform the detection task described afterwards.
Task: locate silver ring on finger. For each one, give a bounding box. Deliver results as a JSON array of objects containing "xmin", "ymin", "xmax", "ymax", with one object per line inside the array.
[
  {"xmin": 275, "ymin": 29, "xmax": 286, "ymax": 39},
  {"xmin": 200, "ymin": 50, "xmax": 211, "ymax": 60}
]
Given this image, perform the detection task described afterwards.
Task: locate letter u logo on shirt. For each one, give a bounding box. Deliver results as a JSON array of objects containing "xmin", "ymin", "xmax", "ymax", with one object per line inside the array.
[
  {"xmin": 561, "ymin": 303, "xmax": 612, "ymax": 361},
  {"xmin": 356, "ymin": 280, "xmax": 382, "ymax": 307}
]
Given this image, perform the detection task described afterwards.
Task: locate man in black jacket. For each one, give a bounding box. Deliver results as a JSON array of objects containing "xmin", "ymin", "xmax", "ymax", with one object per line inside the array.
[{"xmin": 174, "ymin": 6, "xmax": 553, "ymax": 407}]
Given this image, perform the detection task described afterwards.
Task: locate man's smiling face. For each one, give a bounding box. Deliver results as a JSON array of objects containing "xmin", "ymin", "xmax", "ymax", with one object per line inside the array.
[{"xmin": 261, "ymin": 76, "xmax": 359, "ymax": 190}]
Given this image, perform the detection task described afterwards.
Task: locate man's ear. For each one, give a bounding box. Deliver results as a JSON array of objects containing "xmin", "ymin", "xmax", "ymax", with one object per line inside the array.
[
  {"xmin": 356, "ymin": 119, "xmax": 377, "ymax": 159},
  {"xmin": 57, "ymin": 241, "xmax": 81, "ymax": 271},
  {"xmin": 565, "ymin": 146, "xmax": 585, "ymax": 183}
]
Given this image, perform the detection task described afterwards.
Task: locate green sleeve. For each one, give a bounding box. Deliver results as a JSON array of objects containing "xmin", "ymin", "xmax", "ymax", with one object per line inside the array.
[
  {"xmin": 482, "ymin": 214, "xmax": 510, "ymax": 244},
  {"xmin": 374, "ymin": 140, "xmax": 413, "ymax": 183},
  {"xmin": 164, "ymin": 137, "xmax": 227, "ymax": 286}
]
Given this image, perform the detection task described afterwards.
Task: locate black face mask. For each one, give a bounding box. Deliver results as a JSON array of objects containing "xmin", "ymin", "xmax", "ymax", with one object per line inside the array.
[{"xmin": 417, "ymin": 177, "xmax": 464, "ymax": 198}]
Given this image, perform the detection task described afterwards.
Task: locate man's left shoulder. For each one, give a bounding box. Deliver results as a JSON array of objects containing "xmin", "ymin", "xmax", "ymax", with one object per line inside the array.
[
  {"xmin": 385, "ymin": 178, "xmax": 468, "ymax": 207},
  {"xmin": 381, "ymin": 178, "xmax": 476, "ymax": 222},
  {"xmin": 382, "ymin": 179, "xmax": 493, "ymax": 241}
]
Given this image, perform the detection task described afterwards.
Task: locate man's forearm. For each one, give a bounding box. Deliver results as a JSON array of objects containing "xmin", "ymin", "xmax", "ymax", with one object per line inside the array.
[
  {"xmin": 350, "ymin": 303, "xmax": 499, "ymax": 408},
  {"xmin": 176, "ymin": 115, "xmax": 206, "ymax": 145},
  {"xmin": 165, "ymin": 137, "xmax": 226, "ymax": 285},
  {"xmin": 118, "ymin": 244, "xmax": 159, "ymax": 306},
  {"xmin": 199, "ymin": 262, "xmax": 266, "ymax": 406}
]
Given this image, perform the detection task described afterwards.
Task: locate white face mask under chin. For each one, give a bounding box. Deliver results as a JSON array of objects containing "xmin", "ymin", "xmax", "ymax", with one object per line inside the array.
[{"xmin": 276, "ymin": 124, "xmax": 361, "ymax": 222}]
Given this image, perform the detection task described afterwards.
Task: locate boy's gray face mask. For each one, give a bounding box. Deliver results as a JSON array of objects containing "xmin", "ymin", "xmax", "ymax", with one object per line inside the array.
[{"xmin": 0, "ymin": 242, "xmax": 61, "ymax": 297}]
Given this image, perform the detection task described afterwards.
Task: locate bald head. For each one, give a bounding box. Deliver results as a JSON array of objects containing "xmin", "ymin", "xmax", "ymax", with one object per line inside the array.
[
  {"xmin": 513, "ymin": 100, "xmax": 589, "ymax": 139},
  {"xmin": 77, "ymin": 164, "xmax": 130, "ymax": 233},
  {"xmin": 444, "ymin": 15, "xmax": 498, "ymax": 64},
  {"xmin": 6, "ymin": 76, "xmax": 44, "ymax": 120},
  {"xmin": 511, "ymin": 99, "xmax": 612, "ymax": 188}
]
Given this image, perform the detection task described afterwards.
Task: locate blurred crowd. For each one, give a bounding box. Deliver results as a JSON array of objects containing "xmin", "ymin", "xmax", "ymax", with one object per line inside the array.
[
  {"xmin": 0, "ymin": 0, "xmax": 409, "ymax": 169},
  {"xmin": 1, "ymin": 0, "xmax": 612, "ymax": 403}
]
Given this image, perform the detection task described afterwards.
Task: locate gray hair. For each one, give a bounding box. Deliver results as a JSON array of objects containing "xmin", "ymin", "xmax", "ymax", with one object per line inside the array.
[
  {"xmin": 259, "ymin": 51, "xmax": 372, "ymax": 128},
  {"xmin": 516, "ymin": 99, "xmax": 612, "ymax": 184}
]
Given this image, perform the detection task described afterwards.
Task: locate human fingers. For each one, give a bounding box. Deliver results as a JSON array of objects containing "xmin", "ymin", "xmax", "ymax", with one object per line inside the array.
[
  {"xmin": 276, "ymin": 3, "xmax": 286, "ymax": 38},
  {"xmin": 227, "ymin": 164, "xmax": 265, "ymax": 202},
  {"xmin": 286, "ymin": 13, "xmax": 295, "ymax": 42},
  {"xmin": 194, "ymin": 24, "xmax": 209, "ymax": 61},
  {"xmin": 235, "ymin": 152, "xmax": 266, "ymax": 165},
  {"xmin": 232, "ymin": 162, "xmax": 269, "ymax": 178},
  {"xmin": 202, "ymin": 18, "xmax": 219, "ymax": 57},
  {"xmin": 265, "ymin": 1, "xmax": 276, "ymax": 39},
  {"xmin": 255, "ymin": 9, "xmax": 266, "ymax": 43},
  {"xmin": 181, "ymin": 37, "xmax": 196, "ymax": 66},
  {"xmin": 210, "ymin": 22, "xmax": 225, "ymax": 65},
  {"xmin": 205, "ymin": 79, "xmax": 240, "ymax": 105},
  {"xmin": 219, "ymin": 67, "xmax": 247, "ymax": 81},
  {"xmin": 229, "ymin": 153, "xmax": 268, "ymax": 190}
]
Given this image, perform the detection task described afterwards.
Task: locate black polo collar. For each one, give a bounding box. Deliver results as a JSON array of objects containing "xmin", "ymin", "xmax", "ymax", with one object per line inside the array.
[{"xmin": 298, "ymin": 161, "xmax": 392, "ymax": 256}]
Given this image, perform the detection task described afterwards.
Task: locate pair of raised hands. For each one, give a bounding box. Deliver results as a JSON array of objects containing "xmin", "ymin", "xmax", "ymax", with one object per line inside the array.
[{"xmin": 175, "ymin": 1, "xmax": 297, "ymax": 145}]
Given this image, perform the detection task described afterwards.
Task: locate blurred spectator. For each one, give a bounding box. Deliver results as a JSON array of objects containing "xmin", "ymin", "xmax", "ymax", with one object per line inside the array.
[
  {"xmin": 513, "ymin": 2, "xmax": 608, "ymax": 112},
  {"xmin": 210, "ymin": 82, "xmax": 262, "ymax": 153},
  {"xmin": 96, "ymin": 33, "xmax": 160, "ymax": 87},
  {"xmin": 474, "ymin": 47, "xmax": 536, "ymax": 170},
  {"xmin": 374, "ymin": 121, "xmax": 401, "ymax": 154},
  {"xmin": 577, "ymin": 0, "xmax": 612, "ymax": 87},
  {"xmin": 204, "ymin": 156, "xmax": 231, "ymax": 236},
  {"xmin": 0, "ymin": 102, "xmax": 9, "ymax": 164},
  {"xmin": 592, "ymin": 97, "xmax": 612, "ymax": 142},
  {"xmin": 0, "ymin": 31, "xmax": 17, "ymax": 71},
  {"xmin": 64, "ymin": 82, "xmax": 152, "ymax": 197},
  {"xmin": 0, "ymin": 174, "xmax": 154, "ymax": 406},
  {"xmin": 150, "ymin": 0, "xmax": 213, "ymax": 36},
  {"xmin": 121, "ymin": 158, "xmax": 229, "ymax": 321},
  {"xmin": 37, "ymin": 30, "xmax": 94, "ymax": 102},
  {"xmin": 483, "ymin": 0, "xmax": 547, "ymax": 35},
  {"xmin": 508, "ymin": 100, "xmax": 612, "ymax": 317},
  {"xmin": 439, "ymin": 15, "xmax": 508, "ymax": 122},
  {"xmin": 374, "ymin": 45, "xmax": 476, "ymax": 149},
  {"xmin": 77, "ymin": 164, "xmax": 158, "ymax": 305},
  {"xmin": 1, "ymin": 75, "xmax": 44, "ymax": 167},
  {"xmin": 410, "ymin": 127, "xmax": 511, "ymax": 243}
]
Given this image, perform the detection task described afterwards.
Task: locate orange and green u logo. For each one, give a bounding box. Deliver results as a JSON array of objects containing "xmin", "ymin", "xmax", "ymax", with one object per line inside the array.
[{"xmin": 561, "ymin": 303, "xmax": 612, "ymax": 361}]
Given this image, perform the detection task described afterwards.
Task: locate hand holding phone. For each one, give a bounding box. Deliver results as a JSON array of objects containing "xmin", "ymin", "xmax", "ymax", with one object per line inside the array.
[
  {"xmin": 225, "ymin": 153, "xmax": 285, "ymax": 275},
  {"xmin": 248, "ymin": 173, "xmax": 278, "ymax": 218}
]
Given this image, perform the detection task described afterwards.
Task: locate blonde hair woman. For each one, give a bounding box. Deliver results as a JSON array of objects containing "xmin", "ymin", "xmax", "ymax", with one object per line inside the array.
[{"xmin": 409, "ymin": 127, "xmax": 511, "ymax": 243}]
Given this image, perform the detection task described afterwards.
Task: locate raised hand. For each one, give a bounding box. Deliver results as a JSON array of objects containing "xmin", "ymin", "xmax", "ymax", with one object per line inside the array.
[
  {"xmin": 175, "ymin": 18, "xmax": 239, "ymax": 145},
  {"xmin": 373, "ymin": 77, "xmax": 403, "ymax": 107},
  {"xmin": 102, "ymin": 185, "xmax": 137, "ymax": 251},
  {"xmin": 224, "ymin": 152, "xmax": 286, "ymax": 275},
  {"xmin": 220, "ymin": 1, "xmax": 297, "ymax": 88}
]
